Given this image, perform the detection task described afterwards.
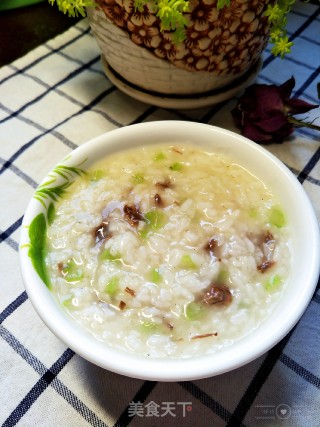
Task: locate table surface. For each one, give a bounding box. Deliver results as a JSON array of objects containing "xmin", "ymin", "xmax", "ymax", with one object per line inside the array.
[
  {"xmin": 0, "ymin": 2, "xmax": 80, "ymax": 66},
  {"xmin": 0, "ymin": 2, "xmax": 320, "ymax": 426}
]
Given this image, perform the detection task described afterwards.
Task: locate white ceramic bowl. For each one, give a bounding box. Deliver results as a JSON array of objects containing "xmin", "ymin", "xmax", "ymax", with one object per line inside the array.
[{"xmin": 19, "ymin": 121, "xmax": 320, "ymax": 381}]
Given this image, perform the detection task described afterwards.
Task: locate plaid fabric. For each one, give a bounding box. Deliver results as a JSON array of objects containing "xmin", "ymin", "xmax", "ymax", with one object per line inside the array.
[{"xmin": 1, "ymin": 2, "xmax": 319, "ymax": 426}]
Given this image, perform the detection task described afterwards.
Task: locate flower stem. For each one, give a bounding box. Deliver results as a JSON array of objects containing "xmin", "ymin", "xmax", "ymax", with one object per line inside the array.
[{"xmin": 288, "ymin": 116, "xmax": 320, "ymax": 132}]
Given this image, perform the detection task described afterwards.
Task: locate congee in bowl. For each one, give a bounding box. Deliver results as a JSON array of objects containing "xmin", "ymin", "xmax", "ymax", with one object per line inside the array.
[
  {"xmin": 46, "ymin": 143, "xmax": 290, "ymax": 358},
  {"xmin": 20, "ymin": 121, "xmax": 320, "ymax": 380}
]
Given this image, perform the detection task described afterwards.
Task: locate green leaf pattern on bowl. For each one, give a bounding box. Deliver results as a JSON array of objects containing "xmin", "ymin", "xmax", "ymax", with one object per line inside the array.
[
  {"xmin": 24, "ymin": 158, "xmax": 87, "ymax": 288},
  {"xmin": 27, "ymin": 212, "xmax": 50, "ymax": 288},
  {"xmin": 33, "ymin": 162, "xmax": 86, "ymax": 208}
]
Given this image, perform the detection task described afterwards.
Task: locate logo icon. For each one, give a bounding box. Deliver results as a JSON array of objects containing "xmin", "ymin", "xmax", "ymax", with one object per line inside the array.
[{"xmin": 276, "ymin": 404, "xmax": 291, "ymax": 419}]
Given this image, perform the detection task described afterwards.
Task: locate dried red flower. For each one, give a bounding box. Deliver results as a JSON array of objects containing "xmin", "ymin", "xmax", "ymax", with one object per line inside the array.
[{"xmin": 232, "ymin": 77, "xmax": 319, "ymax": 144}]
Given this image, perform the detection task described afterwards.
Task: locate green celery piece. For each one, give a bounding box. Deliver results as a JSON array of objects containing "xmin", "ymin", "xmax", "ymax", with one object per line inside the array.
[
  {"xmin": 139, "ymin": 210, "xmax": 167, "ymax": 237},
  {"xmin": 132, "ymin": 173, "xmax": 145, "ymax": 184},
  {"xmin": 105, "ymin": 276, "xmax": 120, "ymax": 296},
  {"xmin": 100, "ymin": 248, "xmax": 122, "ymax": 264},
  {"xmin": 217, "ymin": 268, "xmax": 228, "ymax": 284},
  {"xmin": 62, "ymin": 296, "xmax": 74, "ymax": 309},
  {"xmin": 264, "ymin": 274, "xmax": 283, "ymax": 292},
  {"xmin": 169, "ymin": 162, "xmax": 183, "ymax": 172},
  {"xmin": 28, "ymin": 213, "xmax": 50, "ymax": 288},
  {"xmin": 90, "ymin": 169, "xmax": 105, "ymax": 181},
  {"xmin": 248, "ymin": 207, "xmax": 258, "ymax": 218},
  {"xmin": 63, "ymin": 258, "xmax": 83, "ymax": 283},
  {"xmin": 154, "ymin": 152, "xmax": 166, "ymax": 161},
  {"xmin": 140, "ymin": 320, "xmax": 158, "ymax": 333},
  {"xmin": 149, "ymin": 268, "xmax": 162, "ymax": 284},
  {"xmin": 238, "ymin": 301, "xmax": 249, "ymax": 309},
  {"xmin": 145, "ymin": 210, "xmax": 167, "ymax": 228},
  {"xmin": 180, "ymin": 254, "xmax": 197, "ymax": 269},
  {"xmin": 184, "ymin": 301, "xmax": 204, "ymax": 320},
  {"xmin": 269, "ymin": 207, "xmax": 286, "ymax": 228}
]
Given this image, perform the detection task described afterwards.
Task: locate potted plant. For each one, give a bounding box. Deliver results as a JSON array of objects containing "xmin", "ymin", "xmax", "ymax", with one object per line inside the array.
[{"xmin": 48, "ymin": 0, "xmax": 315, "ymax": 107}]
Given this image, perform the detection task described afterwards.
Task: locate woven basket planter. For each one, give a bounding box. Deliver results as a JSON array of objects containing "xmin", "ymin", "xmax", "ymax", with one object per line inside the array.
[{"xmin": 86, "ymin": 0, "xmax": 270, "ymax": 108}]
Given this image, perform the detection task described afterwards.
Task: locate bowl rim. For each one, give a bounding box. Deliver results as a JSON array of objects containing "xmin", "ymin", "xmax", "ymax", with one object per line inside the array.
[{"xmin": 19, "ymin": 121, "xmax": 320, "ymax": 381}]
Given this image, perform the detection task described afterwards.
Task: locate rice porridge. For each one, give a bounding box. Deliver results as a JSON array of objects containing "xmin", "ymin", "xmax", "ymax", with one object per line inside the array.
[{"xmin": 46, "ymin": 143, "xmax": 291, "ymax": 358}]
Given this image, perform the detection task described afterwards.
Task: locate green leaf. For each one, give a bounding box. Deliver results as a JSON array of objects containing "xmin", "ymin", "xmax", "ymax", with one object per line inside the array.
[
  {"xmin": 271, "ymin": 36, "xmax": 293, "ymax": 58},
  {"xmin": 172, "ymin": 27, "xmax": 186, "ymax": 44},
  {"xmin": 49, "ymin": 0, "xmax": 94, "ymax": 17},
  {"xmin": 156, "ymin": 0, "xmax": 189, "ymax": 42},
  {"xmin": 28, "ymin": 213, "xmax": 50, "ymax": 288},
  {"xmin": 134, "ymin": 0, "xmax": 148, "ymax": 12},
  {"xmin": 217, "ymin": 0, "xmax": 230, "ymax": 9}
]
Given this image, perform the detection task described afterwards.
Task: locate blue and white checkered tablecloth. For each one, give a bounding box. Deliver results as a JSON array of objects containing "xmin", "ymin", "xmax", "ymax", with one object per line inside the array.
[{"xmin": 0, "ymin": 2, "xmax": 319, "ymax": 426}]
